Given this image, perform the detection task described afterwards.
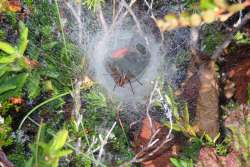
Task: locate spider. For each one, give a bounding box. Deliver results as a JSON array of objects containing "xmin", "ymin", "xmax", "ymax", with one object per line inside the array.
[{"xmin": 108, "ymin": 64, "xmax": 142, "ymax": 94}]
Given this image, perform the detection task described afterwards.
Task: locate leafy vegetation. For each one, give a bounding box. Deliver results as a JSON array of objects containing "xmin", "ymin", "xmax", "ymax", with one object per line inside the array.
[
  {"xmin": 0, "ymin": 21, "xmax": 30, "ymax": 101},
  {"xmin": 0, "ymin": 0, "xmax": 249, "ymax": 167},
  {"xmin": 26, "ymin": 125, "xmax": 72, "ymax": 167}
]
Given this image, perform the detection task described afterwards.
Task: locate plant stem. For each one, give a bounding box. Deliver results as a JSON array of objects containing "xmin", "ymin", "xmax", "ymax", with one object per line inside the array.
[
  {"xmin": 35, "ymin": 119, "xmax": 43, "ymax": 166},
  {"xmin": 54, "ymin": 0, "xmax": 69, "ymax": 60},
  {"xmin": 18, "ymin": 91, "xmax": 71, "ymax": 130}
]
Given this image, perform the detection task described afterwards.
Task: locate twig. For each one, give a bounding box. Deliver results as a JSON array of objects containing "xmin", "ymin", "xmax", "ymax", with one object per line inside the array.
[
  {"xmin": 97, "ymin": 122, "xmax": 117, "ymax": 162},
  {"xmin": 112, "ymin": 0, "xmax": 116, "ymax": 21},
  {"xmin": 190, "ymin": 27, "xmax": 200, "ymax": 55},
  {"xmin": 55, "ymin": 0, "xmax": 69, "ymax": 60},
  {"xmin": 72, "ymin": 79, "xmax": 82, "ymax": 124},
  {"xmin": 35, "ymin": 120, "xmax": 43, "ymax": 167},
  {"xmin": 96, "ymin": 6, "xmax": 108, "ymax": 32},
  {"xmin": 234, "ymin": 0, "xmax": 243, "ymax": 27},
  {"xmin": 65, "ymin": 1, "xmax": 83, "ymax": 46},
  {"xmin": 133, "ymin": 137, "xmax": 173, "ymax": 163},
  {"xmin": 18, "ymin": 91, "xmax": 71, "ymax": 130},
  {"xmin": 120, "ymin": 0, "xmax": 149, "ymax": 45},
  {"xmin": 212, "ymin": 12, "xmax": 250, "ymax": 60},
  {"xmin": 144, "ymin": 0, "xmax": 154, "ymax": 15},
  {"xmin": 116, "ymin": 105, "xmax": 130, "ymax": 146},
  {"xmin": 111, "ymin": 0, "xmax": 137, "ymax": 30},
  {"xmin": 146, "ymin": 81, "xmax": 158, "ymax": 133},
  {"xmin": 119, "ymin": 81, "xmax": 173, "ymax": 166}
]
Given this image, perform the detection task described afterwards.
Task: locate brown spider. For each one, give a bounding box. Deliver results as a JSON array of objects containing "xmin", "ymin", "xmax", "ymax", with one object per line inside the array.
[{"xmin": 108, "ymin": 64, "xmax": 142, "ymax": 94}]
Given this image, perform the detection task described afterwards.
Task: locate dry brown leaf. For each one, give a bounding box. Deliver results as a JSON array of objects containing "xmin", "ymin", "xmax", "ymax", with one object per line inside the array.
[
  {"xmin": 179, "ymin": 51, "xmax": 219, "ymax": 138},
  {"xmin": 24, "ymin": 57, "xmax": 39, "ymax": 69},
  {"xmin": 9, "ymin": 96, "xmax": 24, "ymax": 105},
  {"xmin": 195, "ymin": 60, "xmax": 219, "ymax": 138},
  {"xmin": 131, "ymin": 118, "xmax": 182, "ymax": 167},
  {"xmin": 7, "ymin": 0, "xmax": 21, "ymax": 12},
  {"xmin": 82, "ymin": 76, "xmax": 94, "ymax": 89}
]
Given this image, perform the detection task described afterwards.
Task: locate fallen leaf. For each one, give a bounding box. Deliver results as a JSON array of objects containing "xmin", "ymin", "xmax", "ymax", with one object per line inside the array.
[
  {"xmin": 24, "ymin": 57, "xmax": 39, "ymax": 69},
  {"xmin": 82, "ymin": 76, "xmax": 94, "ymax": 89},
  {"xmin": 9, "ymin": 96, "xmax": 24, "ymax": 105},
  {"xmin": 131, "ymin": 117, "xmax": 183, "ymax": 167},
  {"xmin": 7, "ymin": 0, "xmax": 21, "ymax": 12},
  {"xmin": 195, "ymin": 60, "xmax": 219, "ymax": 138},
  {"xmin": 179, "ymin": 51, "xmax": 219, "ymax": 138}
]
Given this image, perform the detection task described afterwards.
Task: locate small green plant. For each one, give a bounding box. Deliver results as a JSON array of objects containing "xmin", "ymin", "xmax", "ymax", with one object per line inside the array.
[
  {"xmin": 84, "ymin": 90, "xmax": 107, "ymax": 112},
  {"xmin": 226, "ymin": 107, "xmax": 250, "ymax": 165},
  {"xmin": 170, "ymin": 157, "xmax": 194, "ymax": 167},
  {"xmin": 164, "ymin": 87, "xmax": 197, "ymax": 138},
  {"xmin": 234, "ymin": 31, "xmax": 250, "ymax": 44},
  {"xmin": 26, "ymin": 124, "xmax": 72, "ymax": 167},
  {"xmin": 8, "ymin": 141, "xmax": 27, "ymax": 167},
  {"xmin": 0, "ymin": 115, "xmax": 13, "ymax": 147},
  {"xmin": 201, "ymin": 25, "xmax": 225, "ymax": 54},
  {"xmin": 83, "ymin": 0, "xmax": 105, "ymax": 11},
  {"xmin": 0, "ymin": 21, "xmax": 34, "ymax": 101}
]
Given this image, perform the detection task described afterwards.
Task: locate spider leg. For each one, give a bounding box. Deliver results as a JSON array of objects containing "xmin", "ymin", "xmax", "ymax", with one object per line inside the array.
[
  {"xmin": 113, "ymin": 83, "xmax": 117, "ymax": 91},
  {"xmin": 128, "ymin": 79, "xmax": 135, "ymax": 94},
  {"xmin": 135, "ymin": 78, "xmax": 143, "ymax": 85}
]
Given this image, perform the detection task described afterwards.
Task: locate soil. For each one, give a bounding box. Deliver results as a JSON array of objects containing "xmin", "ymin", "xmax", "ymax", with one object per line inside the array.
[{"xmin": 222, "ymin": 44, "xmax": 250, "ymax": 104}]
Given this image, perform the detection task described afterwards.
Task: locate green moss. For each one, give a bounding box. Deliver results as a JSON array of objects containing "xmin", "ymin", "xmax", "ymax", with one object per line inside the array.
[
  {"xmin": 0, "ymin": 116, "xmax": 13, "ymax": 148},
  {"xmin": 201, "ymin": 24, "xmax": 225, "ymax": 55}
]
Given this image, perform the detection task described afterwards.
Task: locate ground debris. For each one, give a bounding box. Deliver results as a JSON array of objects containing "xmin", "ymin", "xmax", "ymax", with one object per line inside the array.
[
  {"xmin": 178, "ymin": 50, "xmax": 219, "ymax": 138},
  {"xmin": 197, "ymin": 147, "xmax": 240, "ymax": 167},
  {"xmin": 224, "ymin": 105, "xmax": 250, "ymax": 163},
  {"xmin": 0, "ymin": 150, "xmax": 14, "ymax": 167},
  {"xmin": 222, "ymin": 45, "xmax": 250, "ymax": 104},
  {"xmin": 131, "ymin": 117, "xmax": 183, "ymax": 167}
]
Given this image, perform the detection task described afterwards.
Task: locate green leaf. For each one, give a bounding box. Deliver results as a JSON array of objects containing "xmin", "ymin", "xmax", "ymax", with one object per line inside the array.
[
  {"xmin": 165, "ymin": 86, "xmax": 180, "ymax": 120},
  {"xmin": 50, "ymin": 129, "xmax": 68, "ymax": 151},
  {"xmin": 25, "ymin": 157, "xmax": 34, "ymax": 167},
  {"xmin": 83, "ymin": 0, "xmax": 104, "ymax": 11},
  {"xmin": 0, "ymin": 73, "xmax": 28, "ymax": 101},
  {"xmin": 213, "ymin": 133, "xmax": 220, "ymax": 143},
  {"xmin": 164, "ymin": 122, "xmax": 182, "ymax": 131},
  {"xmin": 183, "ymin": 103, "xmax": 190, "ymax": 127},
  {"xmin": 0, "ymin": 41, "xmax": 16, "ymax": 54},
  {"xmin": 248, "ymin": 83, "xmax": 250, "ymax": 105},
  {"xmin": 0, "ymin": 54, "xmax": 17, "ymax": 64},
  {"xmin": 0, "ymin": 64, "xmax": 11, "ymax": 77},
  {"xmin": 204, "ymin": 133, "xmax": 213, "ymax": 143},
  {"xmin": 200, "ymin": 0, "xmax": 217, "ymax": 10},
  {"xmin": 42, "ymin": 41, "xmax": 58, "ymax": 50},
  {"xmin": 0, "ymin": 84, "xmax": 16, "ymax": 94},
  {"xmin": 27, "ymin": 73, "xmax": 41, "ymax": 99},
  {"xmin": 54, "ymin": 149, "xmax": 72, "ymax": 157},
  {"xmin": 239, "ymin": 133, "xmax": 248, "ymax": 147},
  {"xmin": 170, "ymin": 157, "xmax": 182, "ymax": 167},
  {"xmin": 17, "ymin": 57, "xmax": 30, "ymax": 69},
  {"xmin": 170, "ymin": 157, "xmax": 193, "ymax": 167},
  {"xmin": 17, "ymin": 21, "xmax": 29, "ymax": 55}
]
